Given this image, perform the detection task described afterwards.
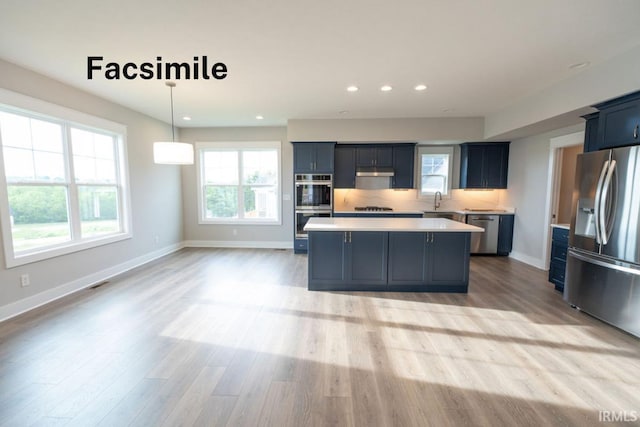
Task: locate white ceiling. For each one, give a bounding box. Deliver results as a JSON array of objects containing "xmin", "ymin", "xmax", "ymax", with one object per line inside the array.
[{"xmin": 1, "ymin": 0, "xmax": 640, "ymax": 129}]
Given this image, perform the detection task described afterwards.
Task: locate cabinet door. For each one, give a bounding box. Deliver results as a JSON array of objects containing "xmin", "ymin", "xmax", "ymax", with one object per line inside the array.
[
  {"xmin": 348, "ymin": 232, "xmax": 388, "ymax": 285},
  {"xmin": 308, "ymin": 232, "xmax": 347, "ymax": 289},
  {"xmin": 334, "ymin": 146, "xmax": 356, "ymax": 188},
  {"xmin": 313, "ymin": 143, "xmax": 335, "ymax": 173},
  {"xmin": 356, "ymin": 146, "xmax": 376, "ymax": 167},
  {"xmin": 484, "ymin": 144, "xmax": 509, "ymax": 188},
  {"xmin": 427, "ymin": 233, "xmax": 469, "ymax": 285},
  {"xmin": 598, "ymin": 100, "xmax": 640, "ymax": 149},
  {"xmin": 583, "ymin": 113, "xmax": 599, "ymax": 152},
  {"xmin": 388, "ymin": 232, "xmax": 427, "ymax": 285},
  {"xmin": 293, "ymin": 143, "xmax": 315, "ymax": 173},
  {"xmin": 460, "ymin": 144, "xmax": 485, "ymax": 188},
  {"xmin": 392, "ymin": 145, "xmax": 415, "ymax": 188},
  {"xmin": 375, "ymin": 146, "xmax": 394, "ymax": 167},
  {"xmin": 497, "ymin": 215, "xmax": 514, "ymax": 255}
]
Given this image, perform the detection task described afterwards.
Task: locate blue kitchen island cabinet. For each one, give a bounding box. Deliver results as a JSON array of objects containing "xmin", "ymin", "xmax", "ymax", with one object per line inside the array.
[
  {"xmin": 308, "ymin": 231, "xmax": 388, "ymax": 291},
  {"xmin": 388, "ymin": 232, "xmax": 470, "ymax": 292},
  {"xmin": 306, "ymin": 217, "xmax": 482, "ymax": 292}
]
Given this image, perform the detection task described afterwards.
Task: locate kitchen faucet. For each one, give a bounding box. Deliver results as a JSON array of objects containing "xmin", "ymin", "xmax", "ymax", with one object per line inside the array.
[{"xmin": 434, "ymin": 191, "xmax": 442, "ymax": 210}]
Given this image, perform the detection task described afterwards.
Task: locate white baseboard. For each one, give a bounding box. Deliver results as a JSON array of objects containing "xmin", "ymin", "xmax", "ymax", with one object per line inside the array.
[
  {"xmin": 184, "ymin": 240, "xmax": 293, "ymax": 249},
  {"xmin": 0, "ymin": 243, "xmax": 184, "ymax": 323},
  {"xmin": 509, "ymin": 251, "xmax": 547, "ymax": 270}
]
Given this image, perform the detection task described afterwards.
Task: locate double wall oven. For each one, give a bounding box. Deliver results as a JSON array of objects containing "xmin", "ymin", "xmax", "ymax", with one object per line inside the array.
[{"xmin": 295, "ymin": 174, "xmax": 332, "ymax": 239}]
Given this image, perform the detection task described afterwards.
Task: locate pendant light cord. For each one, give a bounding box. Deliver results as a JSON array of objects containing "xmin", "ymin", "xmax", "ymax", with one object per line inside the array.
[{"xmin": 170, "ymin": 84, "xmax": 175, "ymax": 143}]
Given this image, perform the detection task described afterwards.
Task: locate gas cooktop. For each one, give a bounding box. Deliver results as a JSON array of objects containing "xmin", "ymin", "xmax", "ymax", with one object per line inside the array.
[{"xmin": 354, "ymin": 206, "xmax": 393, "ymax": 211}]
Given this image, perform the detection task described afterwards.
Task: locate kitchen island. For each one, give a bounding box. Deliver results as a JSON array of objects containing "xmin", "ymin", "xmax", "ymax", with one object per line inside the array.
[{"xmin": 304, "ymin": 217, "xmax": 484, "ymax": 292}]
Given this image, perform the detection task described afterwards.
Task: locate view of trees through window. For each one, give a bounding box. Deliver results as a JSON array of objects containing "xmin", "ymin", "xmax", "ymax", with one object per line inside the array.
[
  {"xmin": 0, "ymin": 109, "xmax": 124, "ymax": 254},
  {"xmin": 421, "ymin": 153, "xmax": 450, "ymax": 194},
  {"xmin": 200, "ymin": 147, "xmax": 279, "ymax": 222}
]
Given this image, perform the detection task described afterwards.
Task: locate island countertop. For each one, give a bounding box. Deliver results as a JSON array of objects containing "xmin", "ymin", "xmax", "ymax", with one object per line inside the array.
[{"xmin": 304, "ymin": 217, "xmax": 484, "ymax": 233}]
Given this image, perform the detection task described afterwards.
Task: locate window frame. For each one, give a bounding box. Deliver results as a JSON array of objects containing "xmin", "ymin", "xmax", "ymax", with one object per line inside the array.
[
  {"xmin": 417, "ymin": 145, "xmax": 454, "ymax": 198},
  {"xmin": 196, "ymin": 141, "xmax": 282, "ymax": 225},
  {"xmin": 0, "ymin": 89, "xmax": 132, "ymax": 268}
]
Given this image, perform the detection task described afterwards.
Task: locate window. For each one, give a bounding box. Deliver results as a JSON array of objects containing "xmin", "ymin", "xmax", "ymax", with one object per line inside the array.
[
  {"xmin": 418, "ymin": 146, "xmax": 454, "ymax": 197},
  {"xmin": 0, "ymin": 91, "xmax": 131, "ymax": 267},
  {"xmin": 196, "ymin": 141, "xmax": 281, "ymax": 224}
]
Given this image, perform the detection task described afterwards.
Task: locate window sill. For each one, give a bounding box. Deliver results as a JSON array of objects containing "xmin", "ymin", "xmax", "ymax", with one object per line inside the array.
[
  {"xmin": 6, "ymin": 232, "xmax": 132, "ymax": 268},
  {"xmin": 198, "ymin": 219, "xmax": 282, "ymax": 226}
]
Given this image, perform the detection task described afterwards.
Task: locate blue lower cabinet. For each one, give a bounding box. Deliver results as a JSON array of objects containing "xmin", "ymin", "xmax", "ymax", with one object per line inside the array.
[
  {"xmin": 294, "ymin": 238, "xmax": 308, "ymax": 253},
  {"xmin": 549, "ymin": 227, "xmax": 569, "ymax": 292},
  {"xmin": 308, "ymin": 231, "xmax": 387, "ymax": 290},
  {"xmin": 388, "ymin": 232, "xmax": 469, "ymax": 292},
  {"xmin": 309, "ymin": 231, "xmax": 469, "ymax": 292}
]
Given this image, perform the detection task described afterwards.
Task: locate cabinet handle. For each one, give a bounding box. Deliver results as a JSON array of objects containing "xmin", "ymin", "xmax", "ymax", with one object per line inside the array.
[
  {"xmin": 344, "ymin": 232, "xmax": 348, "ymax": 243},
  {"xmin": 431, "ymin": 233, "xmax": 435, "ymax": 243},
  {"xmin": 635, "ymin": 125, "xmax": 638, "ymax": 139}
]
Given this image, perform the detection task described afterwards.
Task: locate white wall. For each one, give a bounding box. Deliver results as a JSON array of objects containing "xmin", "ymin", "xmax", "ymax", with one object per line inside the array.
[
  {"xmin": 0, "ymin": 59, "xmax": 184, "ymax": 320},
  {"xmin": 501, "ymin": 123, "xmax": 583, "ymax": 269},
  {"xmin": 179, "ymin": 126, "xmax": 292, "ymax": 248},
  {"xmin": 288, "ymin": 117, "xmax": 484, "ymax": 142}
]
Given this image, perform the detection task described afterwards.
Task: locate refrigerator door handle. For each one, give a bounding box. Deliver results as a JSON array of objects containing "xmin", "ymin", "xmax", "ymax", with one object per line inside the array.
[
  {"xmin": 593, "ymin": 160, "xmax": 609, "ymax": 245},
  {"xmin": 599, "ymin": 159, "xmax": 617, "ymax": 245},
  {"xmin": 569, "ymin": 249, "xmax": 640, "ymax": 276}
]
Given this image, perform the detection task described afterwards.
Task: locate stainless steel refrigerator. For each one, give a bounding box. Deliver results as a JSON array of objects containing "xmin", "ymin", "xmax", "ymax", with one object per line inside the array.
[{"xmin": 565, "ymin": 146, "xmax": 640, "ymax": 338}]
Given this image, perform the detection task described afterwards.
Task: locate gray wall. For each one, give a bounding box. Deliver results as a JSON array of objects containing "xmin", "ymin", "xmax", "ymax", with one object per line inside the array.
[
  {"xmin": 502, "ymin": 123, "xmax": 583, "ymax": 268},
  {"xmin": 180, "ymin": 126, "xmax": 292, "ymax": 247},
  {"xmin": 0, "ymin": 59, "xmax": 184, "ymax": 318}
]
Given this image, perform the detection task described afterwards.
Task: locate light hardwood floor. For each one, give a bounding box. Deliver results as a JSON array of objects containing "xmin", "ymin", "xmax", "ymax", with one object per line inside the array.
[{"xmin": 0, "ymin": 248, "xmax": 639, "ymax": 426}]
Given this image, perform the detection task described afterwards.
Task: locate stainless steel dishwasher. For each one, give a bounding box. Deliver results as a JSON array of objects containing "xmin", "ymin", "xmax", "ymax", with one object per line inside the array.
[{"xmin": 467, "ymin": 215, "xmax": 499, "ymax": 254}]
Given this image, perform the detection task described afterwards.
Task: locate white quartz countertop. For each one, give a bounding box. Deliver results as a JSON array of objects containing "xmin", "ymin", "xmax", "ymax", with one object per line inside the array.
[
  {"xmin": 551, "ymin": 223, "xmax": 570, "ymax": 230},
  {"xmin": 333, "ymin": 210, "xmax": 424, "ymax": 215},
  {"xmin": 424, "ymin": 209, "xmax": 516, "ymax": 215},
  {"xmin": 304, "ymin": 217, "xmax": 484, "ymax": 232}
]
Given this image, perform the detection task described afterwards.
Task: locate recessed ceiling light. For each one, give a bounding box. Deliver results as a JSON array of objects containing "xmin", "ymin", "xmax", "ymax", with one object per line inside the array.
[
  {"xmin": 182, "ymin": 116, "xmax": 191, "ymax": 121},
  {"xmin": 380, "ymin": 85, "xmax": 393, "ymax": 92},
  {"xmin": 569, "ymin": 61, "xmax": 590, "ymax": 70},
  {"xmin": 256, "ymin": 115, "xmax": 264, "ymax": 120},
  {"xmin": 347, "ymin": 85, "xmax": 359, "ymax": 92},
  {"xmin": 414, "ymin": 84, "xmax": 427, "ymax": 91},
  {"xmin": 339, "ymin": 110, "xmax": 349, "ymax": 115}
]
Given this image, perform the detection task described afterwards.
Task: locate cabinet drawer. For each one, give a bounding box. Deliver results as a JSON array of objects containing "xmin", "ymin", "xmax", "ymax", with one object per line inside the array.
[
  {"xmin": 552, "ymin": 227, "xmax": 569, "ymax": 244},
  {"xmin": 551, "ymin": 241, "xmax": 568, "ymax": 262},
  {"xmin": 549, "ymin": 260, "xmax": 566, "ymax": 283}
]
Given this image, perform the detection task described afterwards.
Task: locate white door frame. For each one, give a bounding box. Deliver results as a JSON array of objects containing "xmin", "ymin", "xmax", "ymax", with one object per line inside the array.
[{"xmin": 542, "ymin": 131, "xmax": 584, "ymax": 269}]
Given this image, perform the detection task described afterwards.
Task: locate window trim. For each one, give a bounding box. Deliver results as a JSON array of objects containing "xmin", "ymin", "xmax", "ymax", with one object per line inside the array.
[
  {"xmin": 0, "ymin": 89, "xmax": 132, "ymax": 268},
  {"xmin": 417, "ymin": 145, "xmax": 454, "ymax": 198},
  {"xmin": 196, "ymin": 141, "xmax": 282, "ymax": 225}
]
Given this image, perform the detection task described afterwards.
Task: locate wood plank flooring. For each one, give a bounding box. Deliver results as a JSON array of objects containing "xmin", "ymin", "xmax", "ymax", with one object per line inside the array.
[{"xmin": 0, "ymin": 248, "xmax": 639, "ymax": 426}]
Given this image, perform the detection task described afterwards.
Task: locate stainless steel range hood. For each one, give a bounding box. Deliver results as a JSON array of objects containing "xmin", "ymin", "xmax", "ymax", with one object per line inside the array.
[{"xmin": 355, "ymin": 166, "xmax": 395, "ymax": 177}]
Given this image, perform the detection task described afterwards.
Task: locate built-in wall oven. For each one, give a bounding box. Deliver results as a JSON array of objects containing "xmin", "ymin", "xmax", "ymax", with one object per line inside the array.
[
  {"xmin": 295, "ymin": 174, "xmax": 333, "ymax": 241},
  {"xmin": 295, "ymin": 174, "xmax": 332, "ymax": 210},
  {"xmin": 295, "ymin": 210, "xmax": 332, "ymax": 238}
]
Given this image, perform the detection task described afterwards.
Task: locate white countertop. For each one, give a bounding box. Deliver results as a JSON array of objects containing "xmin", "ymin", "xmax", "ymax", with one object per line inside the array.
[
  {"xmin": 333, "ymin": 210, "xmax": 424, "ymax": 215},
  {"xmin": 551, "ymin": 223, "xmax": 570, "ymax": 230},
  {"xmin": 304, "ymin": 217, "xmax": 484, "ymax": 233},
  {"xmin": 424, "ymin": 209, "xmax": 515, "ymax": 215}
]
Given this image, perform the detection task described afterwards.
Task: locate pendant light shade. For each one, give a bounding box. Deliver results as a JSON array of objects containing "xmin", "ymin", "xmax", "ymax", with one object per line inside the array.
[
  {"xmin": 153, "ymin": 82, "xmax": 194, "ymax": 165},
  {"xmin": 153, "ymin": 142, "xmax": 194, "ymax": 164}
]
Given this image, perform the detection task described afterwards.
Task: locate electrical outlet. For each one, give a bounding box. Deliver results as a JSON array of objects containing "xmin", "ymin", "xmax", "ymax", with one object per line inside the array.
[
  {"xmin": 20, "ymin": 274, "xmax": 30, "ymax": 287},
  {"xmin": 154, "ymin": 235, "xmax": 159, "ymax": 244},
  {"xmin": 232, "ymin": 229, "xmax": 238, "ymax": 236}
]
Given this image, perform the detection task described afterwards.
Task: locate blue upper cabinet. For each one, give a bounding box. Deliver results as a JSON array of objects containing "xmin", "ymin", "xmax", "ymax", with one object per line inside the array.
[
  {"xmin": 459, "ymin": 142, "xmax": 510, "ymax": 189},
  {"xmin": 594, "ymin": 91, "xmax": 640, "ymax": 150},
  {"xmin": 356, "ymin": 146, "xmax": 393, "ymax": 167},
  {"xmin": 334, "ymin": 145, "xmax": 356, "ymax": 188},
  {"xmin": 391, "ymin": 145, "xmax": 415, "ymax": 189},
  {"xmin": 292, "ymin": 142, "xmax": 335, "ymax": 173},
  {"xmin": 334, "ymin": 143, "xmax": 415, "ymax": 189},
  {"xmin": 582, "ymin": 112, "xmax": 600, "ymax": 153}
]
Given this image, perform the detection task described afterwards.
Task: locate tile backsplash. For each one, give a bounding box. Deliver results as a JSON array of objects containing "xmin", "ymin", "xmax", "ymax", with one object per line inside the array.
[{"xmin": 334, "ymin": 188, "xmax": 511, "ymax": 212}]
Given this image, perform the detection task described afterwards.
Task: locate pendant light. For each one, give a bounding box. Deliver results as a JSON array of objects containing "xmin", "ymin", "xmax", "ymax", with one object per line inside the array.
[{"xmin": 153, "ymin": 82, "xmax": 194, "ymax": 165}]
